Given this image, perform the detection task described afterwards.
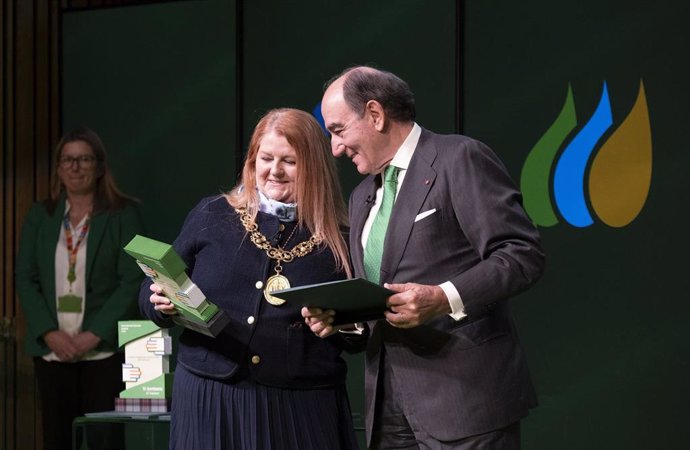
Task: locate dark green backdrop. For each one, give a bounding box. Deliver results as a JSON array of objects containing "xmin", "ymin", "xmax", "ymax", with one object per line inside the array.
[
  {"xmin": 464, "ymin": 1, "xmax": 690, "ymax": 448},
  {"xmin": 62, "ymin": 0, "xmax": 689, "ymax": 448},
  {"xmin": 63, "ymin": 0, "xmax": 237, "ymax": 243}
]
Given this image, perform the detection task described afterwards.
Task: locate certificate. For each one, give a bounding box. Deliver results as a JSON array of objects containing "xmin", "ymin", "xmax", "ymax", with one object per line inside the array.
[{"xmin": 271, "ymin": 278, "xmax": 394, "ymax": 324}]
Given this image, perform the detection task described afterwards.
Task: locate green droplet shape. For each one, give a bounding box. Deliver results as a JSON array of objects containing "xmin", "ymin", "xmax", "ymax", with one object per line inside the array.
[{"xmin": 520, "ymin": 85, "xmax": 577, "ymax": 227}]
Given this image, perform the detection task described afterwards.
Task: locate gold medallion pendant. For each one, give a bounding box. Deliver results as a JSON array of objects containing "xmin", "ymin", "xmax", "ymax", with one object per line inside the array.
[
  {"xmin": 264, "ymin": 274, "xmax": 290, "ymax": 306},
  {"xmin": 235, "ymin": 207, "xmax": 322, "ymax": 307}
]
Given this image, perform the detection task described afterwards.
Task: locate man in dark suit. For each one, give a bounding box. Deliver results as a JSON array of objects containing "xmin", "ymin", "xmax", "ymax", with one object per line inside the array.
[{"xmin": 303, "ymin": 66, "xmax": 545, "ymax": 449}]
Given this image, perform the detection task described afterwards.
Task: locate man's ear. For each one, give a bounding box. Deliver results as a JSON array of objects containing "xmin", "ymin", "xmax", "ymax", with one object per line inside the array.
[{"xmin": 365, "ymin": 100, "xmax": 387, "ymax": 132}]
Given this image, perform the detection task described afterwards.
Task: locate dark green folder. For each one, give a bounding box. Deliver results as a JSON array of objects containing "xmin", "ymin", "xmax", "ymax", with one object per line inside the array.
[{"xmin": 271, "ymin": 278, "xmax": 394, "ymax": 325}]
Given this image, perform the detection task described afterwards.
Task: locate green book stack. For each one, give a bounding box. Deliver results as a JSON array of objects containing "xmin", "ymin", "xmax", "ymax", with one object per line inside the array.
[
  {"xmin": 124, "ymin": 234, "xmax": 229, "ymax": 337},
  {"xmin": 118, "ymin": 320, "xmax": 173, "ymax": 403}
]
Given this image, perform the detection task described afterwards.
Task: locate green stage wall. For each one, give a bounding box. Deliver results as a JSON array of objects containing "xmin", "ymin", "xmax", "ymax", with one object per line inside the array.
[
  {"xmin": 61, "ymin": 1, "xmax": 689, "ymax": 448},
  {"xmin": 464, "ymin": 1, "xmax": 690, "ymax": 448},
  {"xmin": 62, "ymin": 0, "xmax": 237, "ymax": 243}
]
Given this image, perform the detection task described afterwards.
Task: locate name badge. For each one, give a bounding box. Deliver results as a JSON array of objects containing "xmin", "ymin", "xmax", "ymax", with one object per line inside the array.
[{"xmin": 57, "ymin": 294, "xmax": 82, "ymax": 313}]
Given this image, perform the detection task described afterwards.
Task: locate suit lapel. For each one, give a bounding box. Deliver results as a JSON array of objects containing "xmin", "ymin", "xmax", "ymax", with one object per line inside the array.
[
  {"xmin": 44, "ymin": 199, "xmax": 67, "ymax": 313},
  {"xmin": 380, "ymin": 130, "xmax": 437, "ymax": 283},
  {"xmin": 85, "ymin": 211, "xmax": 109, "ymax": 284},
  {"xmin": 350, "ymin": 176, "xmax": 378, "ymax": 278}
]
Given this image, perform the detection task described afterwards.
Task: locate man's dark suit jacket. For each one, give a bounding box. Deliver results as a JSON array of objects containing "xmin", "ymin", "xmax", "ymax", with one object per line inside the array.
[{"xmin": 348, "ymin": 128, "xmax": 545, "ymax": 445}]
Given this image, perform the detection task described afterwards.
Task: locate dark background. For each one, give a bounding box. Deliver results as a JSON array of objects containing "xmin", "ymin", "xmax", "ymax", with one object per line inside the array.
[
  {"xmin": 463, "ymin": 1, "xmax": 689, "ymax": 448},
  {"xmin": 61, "ymin": 0, "xmax": 690, "ymax": 448}
]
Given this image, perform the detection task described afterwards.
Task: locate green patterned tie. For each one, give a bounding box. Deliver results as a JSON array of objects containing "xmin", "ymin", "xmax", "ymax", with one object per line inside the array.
[{"xmin": 363, "ymin": 165, "xmax": 399, "ymax": 284}]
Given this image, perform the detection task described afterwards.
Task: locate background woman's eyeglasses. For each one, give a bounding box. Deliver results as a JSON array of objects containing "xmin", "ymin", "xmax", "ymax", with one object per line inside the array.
[{"xmin": 58, "ymin": 155, "xmax": 97, "ymax": 169}]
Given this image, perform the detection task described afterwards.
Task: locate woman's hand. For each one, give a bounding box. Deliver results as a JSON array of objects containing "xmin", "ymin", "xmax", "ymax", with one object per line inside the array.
[
  {"xmin": 301, "ymin": 307, "xmax": 337, "ymax": 338},
  {"xmin": 43, "ymin": 330, "xmax": 78, "ymax": 362},
  {"xmin": 73, "ymin": 331, "xmax": 101, "ymax": 355},
  {"xmin": 149, "ymin": 283, "xmax": 178, "ymax": 315}
]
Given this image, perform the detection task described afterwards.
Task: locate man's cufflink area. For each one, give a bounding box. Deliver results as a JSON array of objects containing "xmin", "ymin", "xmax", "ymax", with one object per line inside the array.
[{"xmin": 338, "ymin": 322, "xmax": 365, "ymax": 335}]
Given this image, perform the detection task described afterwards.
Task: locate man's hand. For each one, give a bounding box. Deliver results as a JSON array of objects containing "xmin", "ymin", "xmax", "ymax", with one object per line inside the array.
[
  {"xmin": 43, "ymin": 330, "xmax": 78, "ymax": 362},
  {"xmin": 383, "ymin": 283, "xmax": 451, "ymax": 328}
]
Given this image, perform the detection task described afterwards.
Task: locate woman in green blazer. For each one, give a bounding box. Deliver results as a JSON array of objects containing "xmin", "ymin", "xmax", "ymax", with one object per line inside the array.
[{"xmin": 15, "ymin": 127, "xmax": 144, "ymax": 450}]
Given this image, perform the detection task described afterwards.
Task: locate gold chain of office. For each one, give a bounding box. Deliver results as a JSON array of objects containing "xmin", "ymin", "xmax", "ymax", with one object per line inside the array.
[{"xmin": 236, "ymin": 207, "xmax": 322, "ymax": 262}]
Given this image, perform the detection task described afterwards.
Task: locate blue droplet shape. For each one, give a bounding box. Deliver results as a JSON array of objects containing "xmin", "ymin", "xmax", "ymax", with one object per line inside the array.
[
  {"xmin": 312, "ymin": 103, "xmax": 329, "ymax": 136},
  {"xmin": 553, "ymin": 82, "xmax": 613, "ymax": 227}
]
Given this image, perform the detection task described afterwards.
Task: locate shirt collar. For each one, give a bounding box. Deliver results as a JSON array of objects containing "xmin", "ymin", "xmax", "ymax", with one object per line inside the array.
[
  {"xmin": 389, "ymin": 123, "xmax": 421, "ymax": 170},
  {"xmin": 257, "ymin": 189, "xmax": 298, "ymax": 222}
]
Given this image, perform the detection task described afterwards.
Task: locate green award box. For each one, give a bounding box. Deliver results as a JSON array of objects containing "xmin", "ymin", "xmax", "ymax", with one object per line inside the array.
[{"xmin": 124, "ymin": 235, "xmax": 229, "ymax": 337}]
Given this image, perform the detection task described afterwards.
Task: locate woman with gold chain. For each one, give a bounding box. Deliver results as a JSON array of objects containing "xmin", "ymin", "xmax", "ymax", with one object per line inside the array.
[{"xmin": 140, "ymin": 108, "xmax": 363, "ymax": 450}]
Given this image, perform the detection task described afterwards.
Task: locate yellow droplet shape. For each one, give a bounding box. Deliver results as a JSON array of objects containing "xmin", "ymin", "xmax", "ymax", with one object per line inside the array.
[{"xmin": 589, "ymin": 80, "xmax": 652, "ymax": 227}]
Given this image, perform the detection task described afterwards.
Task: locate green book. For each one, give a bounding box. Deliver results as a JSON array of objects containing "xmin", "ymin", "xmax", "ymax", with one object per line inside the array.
[
  {"xmin": 271, "ymin": 278, "xmax": 394, "ymax": 325},
  {"xmin": 124, "ymin": 235, "xmax": 229, "ymax": 337}
]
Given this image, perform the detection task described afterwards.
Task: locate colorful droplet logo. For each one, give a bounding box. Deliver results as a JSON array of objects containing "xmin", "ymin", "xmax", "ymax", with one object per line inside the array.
[{"xmin": 520, "ymin": 80, "xmax": 652, "ymax": 228}]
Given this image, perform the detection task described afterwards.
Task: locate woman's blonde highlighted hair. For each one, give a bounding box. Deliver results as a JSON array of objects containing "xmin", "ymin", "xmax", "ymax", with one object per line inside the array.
[{"xmin": 227, "ymin": 108, "xmax": 351, "ymax": 277}]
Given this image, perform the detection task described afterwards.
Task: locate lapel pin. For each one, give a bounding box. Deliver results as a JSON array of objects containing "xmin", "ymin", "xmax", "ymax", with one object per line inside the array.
[{"xmin": 424, "ymin": 180, "xmax": 430, "ymax": 185}]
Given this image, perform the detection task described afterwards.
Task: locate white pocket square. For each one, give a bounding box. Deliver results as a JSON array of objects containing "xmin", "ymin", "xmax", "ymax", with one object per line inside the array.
[{"xmin": 414, "ymin": 209, "xmax": 437, "ymax": 222}]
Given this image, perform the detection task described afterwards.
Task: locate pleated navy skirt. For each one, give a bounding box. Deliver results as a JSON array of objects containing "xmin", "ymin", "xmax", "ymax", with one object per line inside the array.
[{"xmin": 170, "ymin": 364, "xmax": 360, "ymax": 450}]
